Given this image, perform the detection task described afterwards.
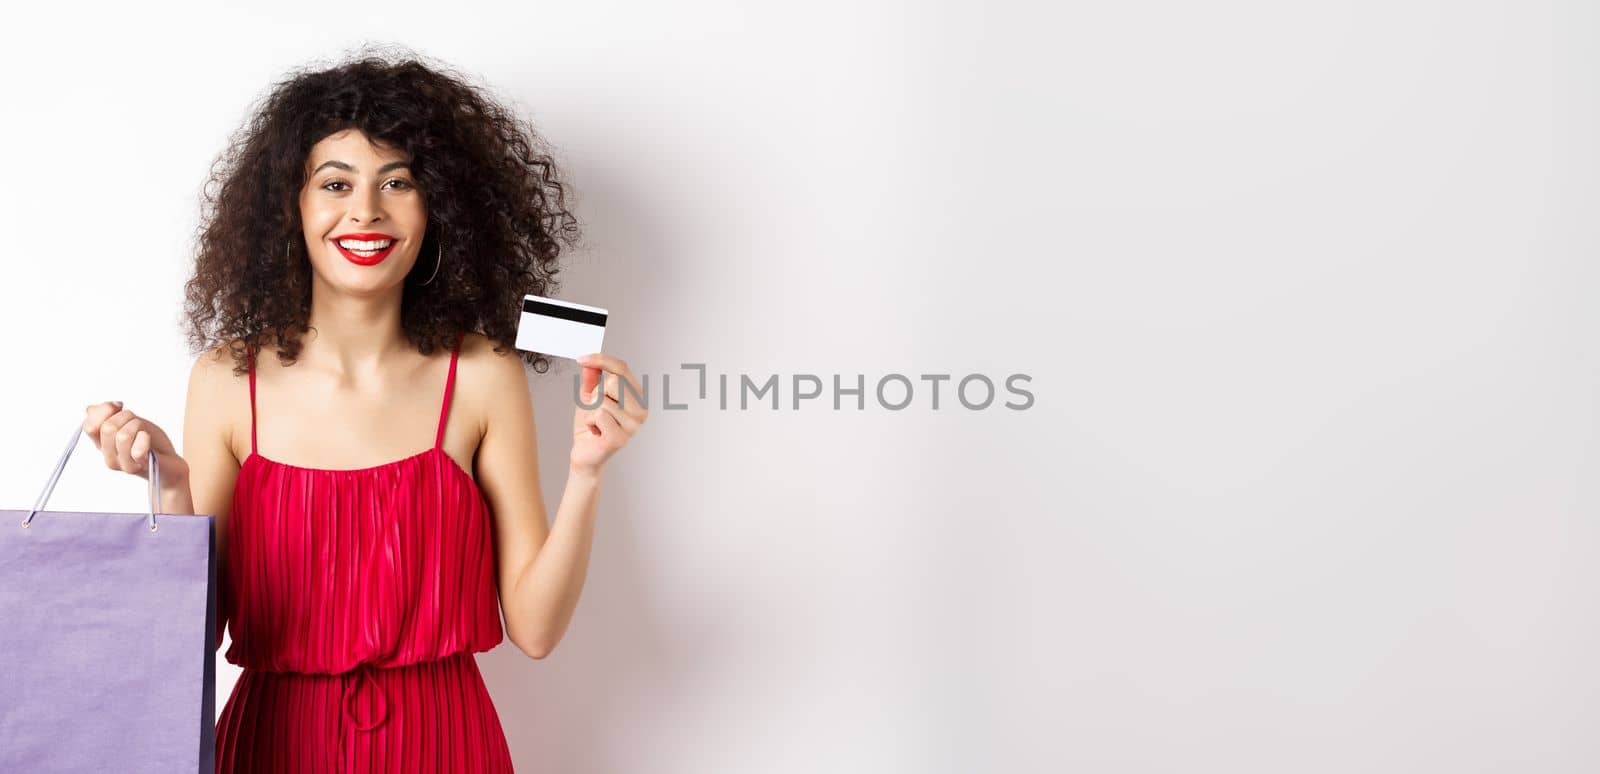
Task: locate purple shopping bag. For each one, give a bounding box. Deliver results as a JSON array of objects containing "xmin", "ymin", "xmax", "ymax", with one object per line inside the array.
[{"xmin": 0, "ymin": 424, "xmax": 217, "ymax": 773}]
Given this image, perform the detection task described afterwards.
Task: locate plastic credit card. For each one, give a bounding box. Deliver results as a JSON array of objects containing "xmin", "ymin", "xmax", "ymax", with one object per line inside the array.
[{"xmin": 515, "ymin": 294, "xmax": 608, "ymax": 361}]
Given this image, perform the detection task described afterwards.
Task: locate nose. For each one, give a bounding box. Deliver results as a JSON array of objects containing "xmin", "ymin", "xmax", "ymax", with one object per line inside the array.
[{"xmin": 347, "ymin": 185, "xmax": 386, "ymax": 224}]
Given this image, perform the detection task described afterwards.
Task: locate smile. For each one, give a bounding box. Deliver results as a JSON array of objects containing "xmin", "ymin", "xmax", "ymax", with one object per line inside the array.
[{"xmin": 332, "ymin": 237, "xmax": 398, "ymax": 265}]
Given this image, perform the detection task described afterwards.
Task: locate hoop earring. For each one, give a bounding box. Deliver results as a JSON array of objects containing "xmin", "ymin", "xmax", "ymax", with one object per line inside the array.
[{"xmin": 416, "ymin": 238, "xmax": 444, "ymax": 286}]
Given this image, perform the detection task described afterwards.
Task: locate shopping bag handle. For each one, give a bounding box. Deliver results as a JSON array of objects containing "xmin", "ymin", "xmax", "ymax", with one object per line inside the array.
[{"xmin": 20, "ymin": 423, "xmax": 162, "ymax": 532}]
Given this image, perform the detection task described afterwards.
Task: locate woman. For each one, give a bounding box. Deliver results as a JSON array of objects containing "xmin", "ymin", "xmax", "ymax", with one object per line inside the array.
[{"xmin": 78, "ymin": 49, "xmax": 646, "ymax": 772}]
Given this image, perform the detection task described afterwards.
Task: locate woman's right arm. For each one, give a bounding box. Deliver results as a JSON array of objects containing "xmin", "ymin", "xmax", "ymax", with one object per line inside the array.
[
  {"xmin": 182, "ymin": 345, "xmax": 242, "ymax": 652},
  {"xmin": 181, "ymin": 344, "xmax": 240, "ymax": 565}
]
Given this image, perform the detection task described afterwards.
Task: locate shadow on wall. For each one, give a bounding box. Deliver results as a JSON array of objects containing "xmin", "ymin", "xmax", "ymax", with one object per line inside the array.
[{"xmin": 475, "ymin": 152, "xmax": 725, "ymax": 774}]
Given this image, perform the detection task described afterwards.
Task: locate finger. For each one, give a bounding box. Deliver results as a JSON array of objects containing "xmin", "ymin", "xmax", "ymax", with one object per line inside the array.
[
  {"xmin": 577, "ymin": 405, "xmax": 602, "ymax": 436},
  {"xmin": 595, "ymin": 396, "xmax": 640, "ymax": 434},
  {"xmin": 593, "ymin": 369, "xmax": 646, "ymax": 415},
  {"xmin": 583, "ymin": 371, "xmax": 619, "ymax": 405},
  {"xmin": 589, "ymin": 403, "xmax": 624, "ymax": 440},
  {"xmin": 610, "ymin": 374, "xmax": 647, "ymax": 422},
  {"xmin": 130, "ymin": 430, "xmax": 151, "ymax": 473},
  {"xmin": 580, "ymin": 366, "xmax": 601, "ymax": 401},
  {"xmin": 580, "ymin": 391, "xmax": 631, "ymax": 435},
  {"xmin": 98, "ymin": 409, "xmax": 133, "ymax": 469},
  {"xmin": 607, "ymin": 380, "xmax": 647, "ymax": 424},
  {"xmin": 598, "ymin": 358, "xmax": 642, "ymax": 403},
  {"xmin": 595, "ymin": 370, "xmax": 620, "ymax": 403},
  {"xmin": 577, "ymin": 353, "xmax": 633, "ymax": 381},
  {"xmin": 83, "ymin": 401, "xmax": 124, "ymax": 443},
  {"xmin": 115, "ymin": 418, "xmax": 144, "ymax": 474},
  {"xmin": 585, "ymin": 355, "xmax": 638, "ymax": 391}
]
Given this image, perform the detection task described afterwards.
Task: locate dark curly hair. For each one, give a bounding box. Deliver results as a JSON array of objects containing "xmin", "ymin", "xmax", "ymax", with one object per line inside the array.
[{"xmin": 182, "ymin": 44, "xmax": 581, "ymax": 376}]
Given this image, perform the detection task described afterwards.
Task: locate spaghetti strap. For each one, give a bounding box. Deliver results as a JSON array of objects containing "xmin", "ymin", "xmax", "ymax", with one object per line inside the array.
[
  {"xmin": 246, "ymin": 342, "xmax": 258, "ymax": 455},
  {"xmin": 435, "ymin": 332, "xmax": 465, "ymax": 449}
]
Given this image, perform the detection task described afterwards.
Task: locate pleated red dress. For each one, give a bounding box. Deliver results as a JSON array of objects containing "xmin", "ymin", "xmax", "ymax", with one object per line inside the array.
[{"xmin": 214, "ymin": 332, "xmax": 513, "ymax": 773}]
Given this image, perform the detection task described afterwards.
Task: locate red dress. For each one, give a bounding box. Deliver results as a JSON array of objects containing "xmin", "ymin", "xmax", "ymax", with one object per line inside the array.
[{"xmin": 215, "ymin": 332, "xmax": 513, "ymax": 773}]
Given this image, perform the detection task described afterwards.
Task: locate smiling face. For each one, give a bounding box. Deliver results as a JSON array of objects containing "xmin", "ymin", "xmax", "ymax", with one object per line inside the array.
[{"xmin": 298, "ymin": 128, "xmax": 428, "ymax": 292}]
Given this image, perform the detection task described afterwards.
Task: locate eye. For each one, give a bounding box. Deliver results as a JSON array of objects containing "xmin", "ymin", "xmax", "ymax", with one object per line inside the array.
[{"xmin": 319, "ymin": 178, "xmax": 413, "ymax": 192}]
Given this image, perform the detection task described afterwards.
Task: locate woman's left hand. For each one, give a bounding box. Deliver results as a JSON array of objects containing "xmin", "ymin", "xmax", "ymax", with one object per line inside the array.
[{"xmin": 571, "ymin": 352, "xmax": 648, "ymax": 476}]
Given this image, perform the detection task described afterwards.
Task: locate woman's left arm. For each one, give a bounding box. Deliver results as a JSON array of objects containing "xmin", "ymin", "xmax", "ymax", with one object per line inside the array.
[{"xmin": 472, "ymin": 344, "xmax": 647, "ymax": 659}]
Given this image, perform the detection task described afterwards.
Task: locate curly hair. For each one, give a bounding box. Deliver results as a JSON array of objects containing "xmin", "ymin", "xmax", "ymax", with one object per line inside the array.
[{"xmin": 182, "ymin": 44, "xmax": 581, "ymax": 376}]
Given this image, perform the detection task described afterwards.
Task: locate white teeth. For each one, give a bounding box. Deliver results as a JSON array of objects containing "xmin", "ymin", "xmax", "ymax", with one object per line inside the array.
[{"xmin": 336, "ymin": 238, "xmax": 394, "ymax": 250}]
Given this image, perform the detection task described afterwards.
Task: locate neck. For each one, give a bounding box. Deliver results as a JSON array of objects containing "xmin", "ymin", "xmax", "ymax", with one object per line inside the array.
[{"xmin": 302, "ymin": 277, "xmax": 410, "ymax": 377}]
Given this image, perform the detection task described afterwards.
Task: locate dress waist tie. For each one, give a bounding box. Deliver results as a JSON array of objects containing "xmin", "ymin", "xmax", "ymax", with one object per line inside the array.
[{"xmin": 337, "ymin": 662, "xmax": 390, "ymax": 772}]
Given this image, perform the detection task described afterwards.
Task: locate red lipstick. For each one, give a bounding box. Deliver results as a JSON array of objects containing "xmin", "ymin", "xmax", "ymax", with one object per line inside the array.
[{"xmin": 331, "ymin": 232, "xmax": 399, "ymax": 266}]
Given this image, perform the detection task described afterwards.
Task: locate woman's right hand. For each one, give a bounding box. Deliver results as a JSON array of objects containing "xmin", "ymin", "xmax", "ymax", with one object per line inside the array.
[{"xmin": 82, "ymin": 400, "xmax": 189, "ymax": 486}]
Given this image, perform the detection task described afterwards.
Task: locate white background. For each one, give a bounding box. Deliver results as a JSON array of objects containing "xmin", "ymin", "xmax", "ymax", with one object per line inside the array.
[{"xmin": 1, "ymin": 1, "xmax": 1596, "ymax": 771}]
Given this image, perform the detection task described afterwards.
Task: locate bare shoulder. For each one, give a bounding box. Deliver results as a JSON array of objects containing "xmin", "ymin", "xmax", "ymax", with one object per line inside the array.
[
  {"xmin": 187, "ymin": 339, "xmax": 251, "ymax": 395},
  {"xmin": 457, "ymin": 332, "xmax": 531, "ymax": 392},
  {"xmin": 455, "ymin": 332, "xmax": 533, "ymax": 428},
  {"xmin": 185, "ymin": 339, "xmax": 249, "ymax": 462},
  {"xmin": 191, "ymin": 339, "xmax": 242, "ymax": 376}
]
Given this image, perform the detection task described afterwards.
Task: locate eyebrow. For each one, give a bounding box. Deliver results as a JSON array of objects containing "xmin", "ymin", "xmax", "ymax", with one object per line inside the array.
[{"xmin": 310, "ymin": 159, "xmax": 413, "ymax": 176}]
